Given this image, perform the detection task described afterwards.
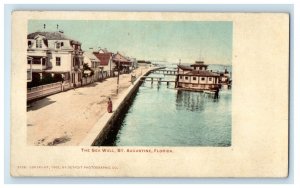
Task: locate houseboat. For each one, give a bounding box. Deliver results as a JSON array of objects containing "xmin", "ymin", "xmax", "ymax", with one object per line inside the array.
[{"xmin": 175, "ymin": 61, "xmax": 220, "ymax": 91}]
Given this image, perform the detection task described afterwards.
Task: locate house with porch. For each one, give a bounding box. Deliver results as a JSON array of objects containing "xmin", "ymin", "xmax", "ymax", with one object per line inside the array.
[
  {"xmin": 112, "ymin": 52, "xmax": 132, "ymax": 74},
  {"xmin": 27, "ymin": 31, "xmax": 84, "ymax": 88}
]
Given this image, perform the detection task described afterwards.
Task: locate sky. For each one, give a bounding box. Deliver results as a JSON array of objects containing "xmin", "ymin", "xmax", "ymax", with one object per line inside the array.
[{"xmin": 28, "ymin": 20, "xmax": 232, "ymax": 65}]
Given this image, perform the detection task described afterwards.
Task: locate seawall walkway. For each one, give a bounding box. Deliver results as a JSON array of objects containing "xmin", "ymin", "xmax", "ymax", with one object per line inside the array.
[{"xmin": 80, "ymin": 67, "xmax": 161, "ymax": 146}]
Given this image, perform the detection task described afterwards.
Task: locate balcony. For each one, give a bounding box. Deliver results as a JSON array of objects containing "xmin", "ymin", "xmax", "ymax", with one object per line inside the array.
[{"xmin": 29, "ymin": 64, "xmax": 47, "ymax": 70}]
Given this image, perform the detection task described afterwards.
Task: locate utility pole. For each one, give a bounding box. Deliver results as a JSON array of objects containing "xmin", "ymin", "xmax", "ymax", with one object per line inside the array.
[{"xmin": 117, "ymin": 61, "xmax": 120, "ymax": 94}]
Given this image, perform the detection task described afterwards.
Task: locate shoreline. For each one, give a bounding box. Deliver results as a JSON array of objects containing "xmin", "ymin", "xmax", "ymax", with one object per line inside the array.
[
  {"xmin": 80, "ymin": 67, "xmax": 160, "ymax": 146},
  {"xmin": 27, "ymin": 67, "xmax": 155, "ymax": 146}
]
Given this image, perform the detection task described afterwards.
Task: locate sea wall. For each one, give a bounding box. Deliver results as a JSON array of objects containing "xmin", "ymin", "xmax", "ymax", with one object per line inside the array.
[{"xmin": 80, "ymin": 67, "xmax": 162, "ymax": 146}]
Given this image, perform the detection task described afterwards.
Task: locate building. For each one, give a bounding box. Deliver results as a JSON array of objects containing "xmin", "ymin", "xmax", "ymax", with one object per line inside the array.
[
  {"xmin": 93, "ymin": 49, "xmax": 115, "ymax": 79},
  {"xmin": 219, "ymin": 68, "xmax": 231, "ymax": 85},
  {"xmin": 83, "ymin": 51, "xmax": 101, "ymax": 82},
  {"xmin": 112, "ymin": 52, "xmax": 132, "ymax": 74},
  {"xmin": 27, "ymin": 31, "xmax": 83, "ymax": 87},
  {"xmin": 190, "ymin": 61, "xmax": 208, "ymax": 71},
  {"xmin": 137, "ymin": 60, "xmax": 151, "ymax": 68},
  {"xmin": 175, "ymin": 61, "xmax": 220, "ymax": 91},
  {"xmin": 177, "ymin": 65, "xmax": 193, "ymax": 74},
  {"xmin": 130, "ymin": 58, "xmax": 138, "ymax": 69}
]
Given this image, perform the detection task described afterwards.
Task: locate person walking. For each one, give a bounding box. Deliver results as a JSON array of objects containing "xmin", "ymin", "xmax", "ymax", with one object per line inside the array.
[{"xmin": 107, "ymin": 97, "xmax": 113, "ymax": 113}]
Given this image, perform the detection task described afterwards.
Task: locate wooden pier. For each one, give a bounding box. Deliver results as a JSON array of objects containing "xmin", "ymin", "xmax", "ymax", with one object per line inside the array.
[
  {"xmin": 140, "ymin": 76, "xmax": 176, "ymax": 86},
  {"xmin": 150, "ymin": 69, "xmax": 177, "ymax": 75}
]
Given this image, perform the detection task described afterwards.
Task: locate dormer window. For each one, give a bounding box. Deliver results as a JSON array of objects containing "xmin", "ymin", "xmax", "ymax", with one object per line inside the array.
[
  {"xmin": 56, "ymin": 42, "xmax": 64, "ymax": 49},
  {"xmin": 56, "ymin": 42, "xmax": 61, "ymax": 49},
  {"xmin": 36, "ymin": 39, "xmax": 42, "ymax": 48}
]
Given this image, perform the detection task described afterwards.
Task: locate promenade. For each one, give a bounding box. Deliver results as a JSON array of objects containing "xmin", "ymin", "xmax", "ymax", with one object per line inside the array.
[{"xmin": 27, "ymin": 67, "xmax": 149, "ymax": 146}]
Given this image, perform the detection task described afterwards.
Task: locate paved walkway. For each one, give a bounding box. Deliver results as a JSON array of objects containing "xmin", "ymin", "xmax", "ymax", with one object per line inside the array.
[{"xmin": 27, "ymin": 67, "xmax": 149, "ymax": 146}]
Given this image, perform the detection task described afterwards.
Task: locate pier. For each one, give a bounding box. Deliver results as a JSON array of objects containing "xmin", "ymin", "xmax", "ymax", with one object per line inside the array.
[
  {"xmin": 140, "ymin": 76, "xmax": 176, "ymax": 87},
  {"xmin": 150, "ymin": 69, "xmax": 177, "ymax": 75}
]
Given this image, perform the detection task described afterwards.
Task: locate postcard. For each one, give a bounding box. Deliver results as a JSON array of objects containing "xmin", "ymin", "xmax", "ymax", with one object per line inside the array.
[{"xmin": 10, "ymin": 11, "xmax": 289, "ymax": 177}]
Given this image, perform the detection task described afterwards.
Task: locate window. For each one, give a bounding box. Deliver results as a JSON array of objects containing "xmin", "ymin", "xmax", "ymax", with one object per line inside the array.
[
  {"xmin": 36, "ymin": 39, "xmax": 42, "ymax": 48},
  {"xmin": 61, "ymin": 42, "xmax": 64, "ymax": 47},
  {"xmin": 201, "ymin": 77, "xmax": 205, "ymax": 81},
  {"xmin": 78, "ymin": 72, "xmax": 81, "ymax": 82},
  {"xmin": 56, "ymin": 57, "xmax": 61, "ymax": 66},
  {"xmin": 42, "ymin": 58, "xmax": 46, "ymax": 66},
  {"xmin": 185, "ymin": 76, "xmax": 189, "ymax": 80},
  {"xmin": 33, "ymin": 58, "xmax": 41, "ymax": 64},
  {"xmin": 28, "ymin": 41, "xmax": 32, "ymax": 47},
  {"xmin": 56, "ymin": 42, "xmax": 61, "ymax": 49},
  {"xmin": 193, "ymin": 77, "xmax": 197, "ymax": 80},
  {"xmin": 179, "ymin": 76, "xmax": 182, "ymax": 79},
  {"xmin": 75, "ymin": 58, "xmax": 79, "ymax": 67},
  {"xmin": 27, "ymin": 60, "xmax": 31, "ymax": 64},
  {"xmin": 208, "ymin": 77, "xmax": 212, "ymax": 81}
]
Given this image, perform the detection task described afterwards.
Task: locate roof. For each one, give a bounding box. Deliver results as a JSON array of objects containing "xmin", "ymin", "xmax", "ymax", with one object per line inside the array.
[
  {"xmin": 84, "ymin": 52, "xmax": 100, "ymax": 62},
  {"xmin": 99, "ymin": 48, "xmax": 109, "ymax": 53},
  {"xmin": 112, "ymin": 52, "xmax": 131, "ymax": 63},
  {"xmin": 178, "ymin": 65, "xmax": 193, "ymax": 70},
  {"xmin": 93, "ymin": 52, "xmax": 111, "ymax": 66},
  {"xmin": 191, "ymin": 64, "xmax": 208, "ymax": 67},
  {"xmin": 191, "ymin": 61, "xmax": 207, "ymax": 67},
  {"xmin": 180, "ymin": 70, "xmax": 220, "ymax": 77},
  {"xmin": 27, "ymin": 31, "xmax": 81, "ymax": 45}
]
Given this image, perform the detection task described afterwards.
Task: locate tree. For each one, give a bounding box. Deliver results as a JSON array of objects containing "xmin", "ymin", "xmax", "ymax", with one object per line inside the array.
[
  {"xmin": 53, "ymin": 73, "xmax": 64, "ymax": 82},
  {"xmin": 27, "ymin": 72, "xmax": 41, "ymax": 88},
  {"xmin": 41, "ymin": 73, "xmax": 54, "ymax": 85},
  {"xmin": 82, "ymin": 63, "xmax": 94, "ymax": 77}
]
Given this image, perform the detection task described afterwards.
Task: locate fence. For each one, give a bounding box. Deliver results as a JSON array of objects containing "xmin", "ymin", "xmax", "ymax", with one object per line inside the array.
[
  {"xmin": 27, "ymin": 82, "xmax": 63, "ymax": 101},
  {"xmin": 27, "ymin": 73, "xmax": 112, "ymax": 101},
  {"xmin": 82, "ymin": 76, "xmax": 93, "ymax": 86}
]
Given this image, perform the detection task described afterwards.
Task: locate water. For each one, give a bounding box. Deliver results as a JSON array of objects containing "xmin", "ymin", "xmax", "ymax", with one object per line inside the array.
[{"xmin": 102, "ymin": 71, "xmax": 232, "ymax": 147}]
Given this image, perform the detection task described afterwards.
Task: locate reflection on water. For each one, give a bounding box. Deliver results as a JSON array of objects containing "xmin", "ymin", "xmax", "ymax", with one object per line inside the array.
[
  {"xmin": 176, "ymin": 90, "xmax": 206, "ymax": 112},
  {"xmin": 101, "ymin": 72, "xmax": 231, "ymax": 147}
]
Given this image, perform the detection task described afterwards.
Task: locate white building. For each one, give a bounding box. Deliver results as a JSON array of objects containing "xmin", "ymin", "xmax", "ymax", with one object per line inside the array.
[
  {"xmin": 176, "ymin": 62, "xmax": 220, "ymax": 91},
  {"xmin": 93, "ymin": 49, "xmax": 115, "ymax": 79},
  {"xmin": 27, "ymin": 31, "xmax": 84, "ymax": 87},
  {"xmin": 83, "ymin": 51, "xmax": 101, "ymax": 81}
]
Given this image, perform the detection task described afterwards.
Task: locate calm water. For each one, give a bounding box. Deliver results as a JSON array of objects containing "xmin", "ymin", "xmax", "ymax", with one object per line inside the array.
[{"xmin": 102, "ymin": 71, "xmax": 232, "ymax": 147}]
